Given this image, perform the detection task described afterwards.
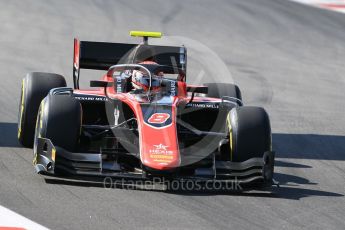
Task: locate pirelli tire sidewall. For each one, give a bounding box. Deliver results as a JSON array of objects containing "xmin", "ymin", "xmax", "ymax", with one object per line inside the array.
[
  {"xmin": 228, "ymin": 106, "xmax": 271, "ymax": 162},
  {"xmin": 18, "ymin": 72, "xmax": 66, "ymax": 147},
  {"xmin": 38, "ymin": 94, "xmax": 82, "ymax": 152}
]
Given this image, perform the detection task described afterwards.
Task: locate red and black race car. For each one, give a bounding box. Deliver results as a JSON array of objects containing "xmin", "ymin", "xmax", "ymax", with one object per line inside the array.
[{"xmin": 18, "ymin": 31, "xmax": 275, "ymax": 189}]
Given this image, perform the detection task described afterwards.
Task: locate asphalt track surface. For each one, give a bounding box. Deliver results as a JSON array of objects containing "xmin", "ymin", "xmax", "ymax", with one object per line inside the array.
[{"xmin": 0, "ymin": 0, "xmax": 345, "ymax": 229}]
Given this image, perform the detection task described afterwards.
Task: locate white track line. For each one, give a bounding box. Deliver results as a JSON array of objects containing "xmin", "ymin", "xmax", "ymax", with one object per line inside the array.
[
  {"xmin": 290, "ymin": 0, "xmax": 345, "ymax": 13},
  {"xmin": 0, "ymin": 206, "xmax": 48, "ymax": 230}
]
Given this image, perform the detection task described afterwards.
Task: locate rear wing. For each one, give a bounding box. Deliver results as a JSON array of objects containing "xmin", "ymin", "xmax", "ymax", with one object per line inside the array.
[{"xmin": 73, "ymin": 38, "xmax": 187, "ymax": 89}]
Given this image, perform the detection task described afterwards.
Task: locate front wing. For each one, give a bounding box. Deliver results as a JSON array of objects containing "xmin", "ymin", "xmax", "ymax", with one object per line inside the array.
[{"xmin": 34, "ymin": 137, "xmax": 275, "ymax": 188}]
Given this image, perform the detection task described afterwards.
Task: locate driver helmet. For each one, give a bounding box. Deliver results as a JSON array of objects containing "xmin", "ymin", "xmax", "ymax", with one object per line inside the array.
[{"xmin": 131, "ymin": 70, "xmax": 162, "ymax": 92}]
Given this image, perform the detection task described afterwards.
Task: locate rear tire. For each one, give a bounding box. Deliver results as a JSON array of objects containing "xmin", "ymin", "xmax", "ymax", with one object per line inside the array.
[
  {"xmin": 225, "ymin": 106, "xmax": 271, "ymax": 162},
  {"xmin": 18, "ymin": 72, "xmax": 66, "ymax": 147},
  {"xmin": 35, "ymin": 94, "xmax": 82, "ymax": 152},
  {"xmin": 204, "ymin": 83, "xmax": 242, "ymax": 105}
]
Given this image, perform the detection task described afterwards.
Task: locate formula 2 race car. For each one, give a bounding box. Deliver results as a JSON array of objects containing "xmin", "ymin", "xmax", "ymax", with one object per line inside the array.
[{"xmin": 18, "ymin": 31, "xmax": 275, "ymax": 189}]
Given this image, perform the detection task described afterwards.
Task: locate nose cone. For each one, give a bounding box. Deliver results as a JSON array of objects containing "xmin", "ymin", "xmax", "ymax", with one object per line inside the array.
[
  {"xmin": 142, "ymin": 144, "xmax": 180, "ymax": 170},
  {"xmin": 139, "ymin": 123, "xmax": 180, "ymax": 170}
]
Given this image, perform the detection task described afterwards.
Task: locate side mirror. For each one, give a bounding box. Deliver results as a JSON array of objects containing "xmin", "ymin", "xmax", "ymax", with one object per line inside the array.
[
  {"xmin": 186, "ymin": 86, "xmax": 208, "ymax": 94},
  {"xmin": 90, "ymin": 81, "xmax": 114, "ymax": 88},
  {"xmin": 160, "ymin": 79, "xmax": 169, "ymax": 88}
]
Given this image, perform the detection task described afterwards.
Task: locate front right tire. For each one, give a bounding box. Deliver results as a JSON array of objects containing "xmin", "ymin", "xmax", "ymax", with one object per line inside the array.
[{"xmin": 35, "ymin": 94, "xmax": 82, "ymax": 152}]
